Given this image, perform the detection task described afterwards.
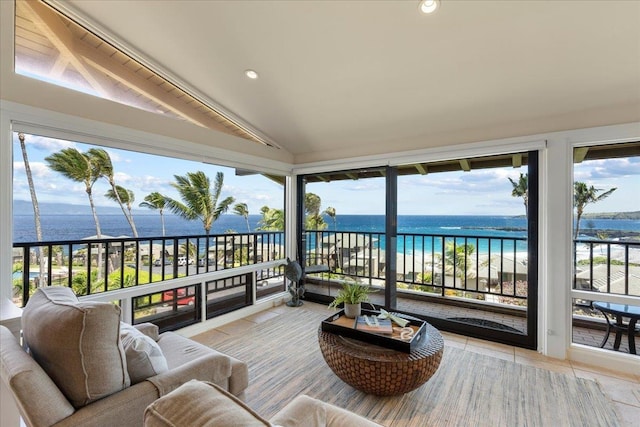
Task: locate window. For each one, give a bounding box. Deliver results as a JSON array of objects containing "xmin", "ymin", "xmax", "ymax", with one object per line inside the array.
[
  {"xmin": 14, "ymin": 0, "xmax": 272, "ymax": 146},
  {"xmin": 12, "ymin": 131, "xmax": 285, "ymax": 306}
]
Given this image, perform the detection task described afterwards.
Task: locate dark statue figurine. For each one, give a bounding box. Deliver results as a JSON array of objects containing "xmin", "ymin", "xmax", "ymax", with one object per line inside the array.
[{"xmin": 282, "ymin": 258, "xmax": 304, "ymax": 307}]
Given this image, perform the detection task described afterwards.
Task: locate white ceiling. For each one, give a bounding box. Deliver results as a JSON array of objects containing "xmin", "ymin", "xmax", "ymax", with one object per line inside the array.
[{"xmin": 63, "ymin": 0, "xmax": 640, "ymax": 163}]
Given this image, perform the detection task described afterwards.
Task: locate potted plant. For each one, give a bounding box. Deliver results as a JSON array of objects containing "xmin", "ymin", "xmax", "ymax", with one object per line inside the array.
[{"xmin": 328, "ymin": 280, "xmax": 375, "ymax": 318}]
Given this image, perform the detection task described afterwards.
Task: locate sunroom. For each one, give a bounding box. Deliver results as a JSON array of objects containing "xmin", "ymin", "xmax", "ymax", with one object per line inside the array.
[{"xmin": 1, "ymin": 1, "xmax": 639, "ymax": 426}]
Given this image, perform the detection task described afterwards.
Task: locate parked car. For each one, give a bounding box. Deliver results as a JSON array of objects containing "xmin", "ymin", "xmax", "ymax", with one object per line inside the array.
[
  {"xmin": 154, "ymin": 257, "xmax": 172, "ymax": 267},
  {"xmin": 177, "ymin": 256, "xmax": 194, "ymax": 266},
  {"xmin": 198, "ymin": 257, "xmax": 214, "ymax": 267},
  {"xmin": 163, "ymin": 287, "xmax": 196, "ymax": 306}
]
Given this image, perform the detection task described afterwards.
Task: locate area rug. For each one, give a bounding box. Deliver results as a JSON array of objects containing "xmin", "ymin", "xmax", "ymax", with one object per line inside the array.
[{"xmin": 211, "ymin": 309, "xmax": 620, "ymax": 427}]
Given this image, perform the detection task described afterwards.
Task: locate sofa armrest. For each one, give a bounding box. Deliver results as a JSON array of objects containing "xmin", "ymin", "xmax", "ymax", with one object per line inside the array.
[
  {"xmin": 133, "ymin": 323, "xmax": 160, "ymax": 341},
  {"xmin": 270, "ymin": 395, "xmax": 385, "ymax": 427},
  {"xmin": 146, "ymin": 353, "xmax": 231, "ymax": 396},
  {"xmin": 54, "ymin": 381, "xmax": 159, "ymax": 427},
  {"xmin": 1, "ymin": 326, "xmax": 75, "ymax": 427}
]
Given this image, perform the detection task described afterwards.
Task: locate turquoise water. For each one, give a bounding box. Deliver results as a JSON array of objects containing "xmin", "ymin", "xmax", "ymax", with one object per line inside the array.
[{"xmin": 13, "ymin": 214, "xmax": 637, "ymax": 255}]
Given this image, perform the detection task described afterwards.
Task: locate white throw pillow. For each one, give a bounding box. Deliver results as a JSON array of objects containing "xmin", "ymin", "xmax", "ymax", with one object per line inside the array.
[{"xmin": 120, "ymin": 323, "xmax": 168, "ymax": 384}]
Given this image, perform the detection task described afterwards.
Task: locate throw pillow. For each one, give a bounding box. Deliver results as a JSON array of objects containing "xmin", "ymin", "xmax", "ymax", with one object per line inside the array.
[
  {"xmin": 120, "ymin": 323, "xmax": 169, "ymax": 384},
  {"xmin": 144, "ymin": 380, "xmax": 271, "ymax": 427},
  {"xmin": 22, "ymin": 287, "xmax": 130, "ymax": 408}
]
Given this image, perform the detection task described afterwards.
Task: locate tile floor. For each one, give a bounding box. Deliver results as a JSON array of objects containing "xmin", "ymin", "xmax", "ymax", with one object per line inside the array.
[{"xmin": 192, "ymin": 302, "xmax": 640, "ymax": 427}]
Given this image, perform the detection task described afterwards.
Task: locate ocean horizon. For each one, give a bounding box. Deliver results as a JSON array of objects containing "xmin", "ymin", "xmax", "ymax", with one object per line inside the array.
[{"xmin": 13, "ymin": 214, "xmax": 639, "ymax": 246}]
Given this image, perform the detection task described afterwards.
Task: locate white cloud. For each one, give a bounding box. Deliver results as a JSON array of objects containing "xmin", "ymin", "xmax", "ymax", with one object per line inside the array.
[{"xmin": 16, "ymin": 134, "xmax": 76, "ymax": 152}]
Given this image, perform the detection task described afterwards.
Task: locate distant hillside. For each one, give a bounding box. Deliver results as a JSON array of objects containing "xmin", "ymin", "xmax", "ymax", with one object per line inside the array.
[
  {"xmin": 13, "ymin": 200, "xmax": 147, "ymax": 216},
  {"xmin": 581, "ymin": 211, "xmax": 640, "ymax": 220}
]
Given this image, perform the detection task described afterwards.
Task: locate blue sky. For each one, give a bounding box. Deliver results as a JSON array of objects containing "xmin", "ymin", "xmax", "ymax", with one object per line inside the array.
[{"xmin": 12, "ymin": 133, "xmax": 640, "ymax": 216}]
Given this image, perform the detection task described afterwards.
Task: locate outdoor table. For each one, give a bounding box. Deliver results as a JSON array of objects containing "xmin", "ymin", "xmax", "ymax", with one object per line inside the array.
[{"xmin": 592, "ymin": 301, "xmax": 640, "ymax": 355}]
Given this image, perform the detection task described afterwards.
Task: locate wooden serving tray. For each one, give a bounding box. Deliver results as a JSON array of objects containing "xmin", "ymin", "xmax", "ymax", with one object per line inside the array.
[{"xmin": 321, "ymin": 308, "xmax": 427, "ymax": 353}]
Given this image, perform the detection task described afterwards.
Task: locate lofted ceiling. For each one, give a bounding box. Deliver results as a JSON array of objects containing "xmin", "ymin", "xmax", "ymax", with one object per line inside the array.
[{"xmin": 51, "ymin": 0, "xmax": 640, "ymax": 164}]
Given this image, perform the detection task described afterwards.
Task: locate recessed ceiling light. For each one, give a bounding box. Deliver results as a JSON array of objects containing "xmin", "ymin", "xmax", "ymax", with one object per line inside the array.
[
  {"xmin": 245, "ymin": 69, "xmax": 259, "ymax": 79},
  {"xmin": 419, "ymin": 0, "xmax": 440, "ymax": 14}
]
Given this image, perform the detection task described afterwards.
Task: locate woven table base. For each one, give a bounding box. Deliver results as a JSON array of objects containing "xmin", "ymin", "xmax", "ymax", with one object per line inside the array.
[{"xmin": 318, "ymin": 322, "xmax": 444, "ymax": 396}]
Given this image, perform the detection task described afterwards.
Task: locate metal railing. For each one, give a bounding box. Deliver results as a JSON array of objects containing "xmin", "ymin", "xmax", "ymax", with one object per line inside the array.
[
  {"xmin": 573, "ymin": 238, "xmax": 640, "ymax": 297},
  {"xmin": 303, "ymin": 230, "xmax": 529, "ymax": 304},
  {"xmin": 12, "ymin": 231, "xmax": 285, "ymax": 307}
]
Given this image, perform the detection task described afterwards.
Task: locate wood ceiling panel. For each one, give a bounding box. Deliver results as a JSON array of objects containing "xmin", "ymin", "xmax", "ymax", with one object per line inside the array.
[{"xmin": 14, "ymin": 0, "xmax": 270, "ymax": 147}]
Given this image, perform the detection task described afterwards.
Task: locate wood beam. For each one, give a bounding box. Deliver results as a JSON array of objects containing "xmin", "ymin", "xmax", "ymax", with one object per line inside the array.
[
  {"xmin": 459, "ymin": 159, "xmax": 471, "ymax": 172},
  {"xmin": 574, "ymin": 147, "xmax": 590, "ymax": 164},
  {"xmin": 512, "ymin": 154, "xmax": 522, "ymax": 168},
  {"xmin": 346, "ymin": 173, "xmax": 359, "ymax": 180},
  {"xmin": 415, "ymin": 164, "xmax": 428, "ymax": 175},
  {"xmin": 21, "ymin": 0, "xmax": 110, "ymax": 97},
  {"xmin": 21, "ymin": 0, "xmax": 241, "ymax": 137},
  {"xmin": 49, "ymin": 55, "xmax": 69, "ymax": 78}
]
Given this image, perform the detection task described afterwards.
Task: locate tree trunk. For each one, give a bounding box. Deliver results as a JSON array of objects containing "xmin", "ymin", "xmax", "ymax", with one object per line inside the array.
[
  {"xmin": 19, "ymin": 133, "xmax": 46, "ymax": 288},
  {"xmin": 87, "ymin": 190, "xmax": 103, "ymax": 281}
]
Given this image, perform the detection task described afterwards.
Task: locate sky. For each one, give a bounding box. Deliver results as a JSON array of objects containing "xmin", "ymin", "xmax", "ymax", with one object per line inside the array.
[
  {"xmin": 12, "ymin": 132, "xmax": 640, "ymax": 217},
  {"xmin": 12, "ymin": 133, "xmax": 284, "ymax": 216}
]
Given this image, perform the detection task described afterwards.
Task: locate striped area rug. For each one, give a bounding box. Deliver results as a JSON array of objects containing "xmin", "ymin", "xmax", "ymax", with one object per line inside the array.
[{"xmin": 212, "ymin": 309, "xmax": 619, "ymax": 427}]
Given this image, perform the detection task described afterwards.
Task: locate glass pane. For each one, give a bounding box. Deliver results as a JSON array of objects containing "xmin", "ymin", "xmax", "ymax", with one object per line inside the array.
[{"xmin": 14, "ymin": 0, "xmax": 269, "ymax": 146}]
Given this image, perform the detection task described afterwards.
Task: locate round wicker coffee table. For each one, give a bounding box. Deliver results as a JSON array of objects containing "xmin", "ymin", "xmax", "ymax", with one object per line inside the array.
[{"xmin": 318, "ymin": 322, "xmax": 444, "ymax": 396}]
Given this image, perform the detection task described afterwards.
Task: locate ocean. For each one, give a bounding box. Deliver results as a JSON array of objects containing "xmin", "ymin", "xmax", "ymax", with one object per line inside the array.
[{"xmin": 13, "ymin": 214, "xmax": 639, "ymax": 250}]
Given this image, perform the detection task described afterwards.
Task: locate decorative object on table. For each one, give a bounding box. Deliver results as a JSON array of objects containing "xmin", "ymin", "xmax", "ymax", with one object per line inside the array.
[
  {"xmin": 321, "ymin": 308, "xmax": 427, "ymax": 353},
  {"xmin": 282, "ymin": 258, "xmax": 304, "ymax": 307},
  {"xmin": 377, "ymin": 308, "xmax": 410, "ymax": 328},
  {"xmin": 327, "ymin": 280, "xmax": 375, "ymax": 318},
  {"xmin": 354, "ymin": 315, "xmax": 393, "ymax": 335}
]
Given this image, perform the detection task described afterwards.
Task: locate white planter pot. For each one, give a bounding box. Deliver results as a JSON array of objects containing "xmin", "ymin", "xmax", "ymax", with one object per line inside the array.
[{"xmin": 344, "ymin": 303, "xmax": 361, "ymax": 318}]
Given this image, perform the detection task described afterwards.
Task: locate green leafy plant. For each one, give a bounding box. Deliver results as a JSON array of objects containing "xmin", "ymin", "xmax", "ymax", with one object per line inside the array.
[{"xmin": 328, "ymin": 280, "xmax": 375, "ymax": 309}]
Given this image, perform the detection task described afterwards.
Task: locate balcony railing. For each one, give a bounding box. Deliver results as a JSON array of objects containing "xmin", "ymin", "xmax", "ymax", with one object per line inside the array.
[
  {"xmin": 573, "ymin": 238, "xmax": 640, "ymax": 297},
  {"xmin": 12, "ymin": 231, "xmax": 285, "ymax": 307},
  {"xmin": 11, "ymin": 230, "xmax": 638, "ymax": 336},
  {"xmin": 303, "ymin": 230, "xmax": 530, "ymax": 305}
]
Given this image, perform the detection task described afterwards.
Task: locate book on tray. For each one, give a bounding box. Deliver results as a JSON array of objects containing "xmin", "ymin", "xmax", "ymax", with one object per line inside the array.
[{"xmin": 354, "ymin": 315, "xmax": 393, "ymax": 335}]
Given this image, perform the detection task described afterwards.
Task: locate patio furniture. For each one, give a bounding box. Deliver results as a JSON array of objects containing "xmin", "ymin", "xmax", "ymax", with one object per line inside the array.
[
  {"xmin": 143, "ymin": 379, "xmax": 384, "ymax": 427},
  {"xmin": 592, "ymin": 301, "xmax": 640, "ymax": 354},
  {"xmin": 0, "ymin": 287, "xmax": 248, "ymax": 427},
  {"xmin": 318, "ymin": 321, "xmax": 444, "ymax": 396}
]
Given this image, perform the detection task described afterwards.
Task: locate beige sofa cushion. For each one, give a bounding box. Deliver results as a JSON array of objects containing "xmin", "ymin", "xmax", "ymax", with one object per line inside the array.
[
  {"xmin": 270, "ymin": 395, "xmax": 385, "ymax": 427},
  {"xmin": 144, "ymin": 380, "xmax": 270, "ymax": 427},
  {"xmin": 22, "ymin": 287, "xmax": 130, "ymax": 408},
  {"xmin": 120, "ymin": 323, "xmax": 169, "ymax": 384}
]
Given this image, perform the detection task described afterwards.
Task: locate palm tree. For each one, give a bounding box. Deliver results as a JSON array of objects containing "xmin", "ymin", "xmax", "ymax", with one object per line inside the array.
[
  {"xmin": 324, "ymin": 206, "xmax": 337, "ymax": 230},
  {"xmin": 305, "ymin": 193, "xmax": 327, "ymax": 230},
  {"xmin": 508, "ymin": 173, "xmax": 528, "ymax": 218},
  {"xmin": 45, "ymin": 148, "xmax": 104, "ymax": 279},
  {"xmin": 305, "ymin": 193, "xmax": 322, "ymax": 229},
  {"xmin": 444, "ymin": 240, "xmax": 476, "ymax": 282},
  {"xmin": 257, "ymin": 206, "xmax": 285, "ymax": 231},
  {"xmin": 88, "ymin": 148, "xmax": 138, "ymax": 237},
  {"xmin": 573, "ymin": 182, "xmax": 616, "ymax": 239},
  {"xmin": 139, "ymin": 192, "xmax": 167, "ymax": 236},
  {"xmin": 18, "ymin": 133, "xmax": 45, "ymax": 287},
  {"xmin": 165, "ymin": 171, "xmax": 235, "ymax": 235},
  {"xmin": 105, "ymin": 185, "xmax": 137, "ymax": 233},
  {"xmin": 233, "ymin": 202, "xmax": 251, "ymax": 232}
]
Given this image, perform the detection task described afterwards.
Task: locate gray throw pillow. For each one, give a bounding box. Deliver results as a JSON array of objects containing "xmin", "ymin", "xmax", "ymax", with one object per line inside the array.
[
  {"xmin": 120, "ymin": 323, "xmax": 169, "ymax": 384},
  {"xmin": 22, "ymin": 287, "xmax": 130, "ymax": 408}
]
